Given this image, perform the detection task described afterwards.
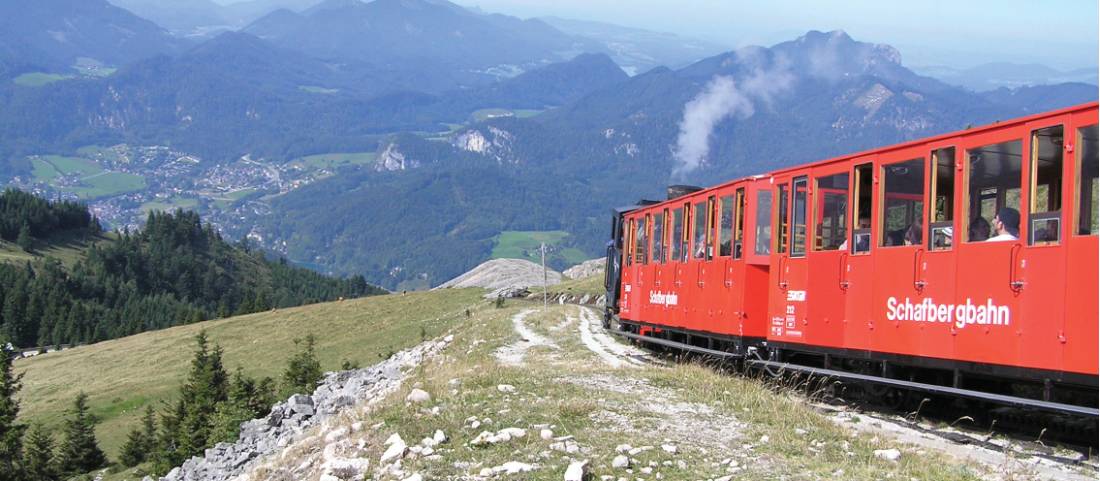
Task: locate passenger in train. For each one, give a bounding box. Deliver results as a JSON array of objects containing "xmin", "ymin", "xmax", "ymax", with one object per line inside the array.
[
  {"xmin": 903, "ymin": 223, "xmax": 922, "ymax": 246},
  {"xmin": 987, "ymin": 207, "xmax": 1020, "ymax": 242},
  {"xmin": 969, "ymin": 217, "xmax": 991, "ymax": 241}
]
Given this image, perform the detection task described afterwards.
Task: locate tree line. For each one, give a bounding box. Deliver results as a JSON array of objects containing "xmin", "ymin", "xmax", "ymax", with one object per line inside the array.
[{"xmin": 0, "ymin": 191, "xmax": 385, "ymax": 348}]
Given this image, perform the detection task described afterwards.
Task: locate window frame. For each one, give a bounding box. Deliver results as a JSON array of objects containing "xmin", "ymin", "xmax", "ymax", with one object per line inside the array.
[
  {"xmin": 962, "ymin": 138, "xmax": 1024, "ymax": 243},
  {"xmin": 790, "ymin": 177, "xmax": 809, "ymax": 257},
  {"xmin": 878, "ymin": 157, "xmax": 925, "ymax": 248},
  {"xmin": 1074, "ymin": 123, "xmax": 1099, "ymax": 236},
  {"xmin": 928, "ymin": 147, "xmax": 956, "ymax": 251},
  {"xmin": 776, "ymin": 183, "xmax": 790, "ymax": 255},
  {"xmin": 812, "ymin": 171, "xmax": 849, "ymax": 252},
  {"xmin": 851, "ymin": 163, "xmax": 874, "ymax": 255},
  {"xmin": 733, "ymin": 188, "xmax": 745, "ymax": 259}
]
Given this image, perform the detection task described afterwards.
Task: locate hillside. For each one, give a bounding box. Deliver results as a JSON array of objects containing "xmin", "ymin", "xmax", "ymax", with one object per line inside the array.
[
  {"xmin": 14, "ymin": 288, "xmax": 485, "ymax": 459},
  {"xmin": 133, "ymin": 300, "xmax": 1092, "ymax": 481}
]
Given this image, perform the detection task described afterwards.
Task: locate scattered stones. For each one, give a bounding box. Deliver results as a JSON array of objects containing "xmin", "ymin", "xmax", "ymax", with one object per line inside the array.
[
  {"xmin": 497, "ymin": 384, "xmax": 517, "ymax": 393},
  {"xmin": 405, "ymin": 388, "xmax": 431, "ymax": 404},
  {"xmin": 612, "ymin": 455, "xmax": 630, "ymax": 469},
  {"xmin": 470, "ymin": 427, "xmax": 528, "ymax": 446},
  {"xmin": 380, "ymin": 434, "xmax": 407, "ymax": 464},
  {"xmin": 660, "ymin": 444, "xmax": 677, "ymax": 454},
  {"xmin": 564, "ymin": 459, "xmax": 589, "ymax": 481},
  {"xmin": 615, "ymin": 444, "xmax": 632, "ymax": 453},
  {"xmin": 873, "ymin": 448, "xmax": 902, "ymax": 462}
]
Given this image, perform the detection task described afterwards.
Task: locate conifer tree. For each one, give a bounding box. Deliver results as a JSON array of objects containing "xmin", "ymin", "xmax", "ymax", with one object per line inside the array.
[
  {"xmin": 282, "ymin": 334, "xmax": 322, "ymax": 396},
  {"xmin": 118, "ymin": 406, "xmax": 155, "ymax": 467},
  {"xmin": 16, "ymin": 223, "xmax": 32, "ymax": 252},
  {"xmin": 57, "ymin": 393, "xmax": 106, "ymax": 476},
  {"xmin": 176, "ymin": 331, "xmax": 229, "ymax": 455},
  {"xmin": 0, "ymin": 348, "xmax": 24, "ymax": 481},
  {"xmin": 22, "ymin": 424, "xmax": 57, "ymax": 481}
]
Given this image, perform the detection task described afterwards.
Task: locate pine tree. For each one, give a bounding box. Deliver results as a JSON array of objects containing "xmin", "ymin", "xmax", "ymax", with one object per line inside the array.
[
  {"xmin": 57, "ymin": 393, "xmax": 106, "ymax": 476},
  {"xmin": 118, "ymin": 407, "xmax": 156, "ymax": 468},
  {"xmin": 22, "ymin": 424, "xmax": 57, "ymax": 481},
  {"xmin": 175, "ymin": 332, "xmax": 229, "ymax": 457},
  {"xmin": 282, "ymin": 334, "xmax": 322, "ymax": 397},
  {"xmin": 16, "ymin": 223, "xmax": 32, "ymax": 252},
  {"xmin": 0, "ymin": 347, "xmax": 24, "ymax": 481}
]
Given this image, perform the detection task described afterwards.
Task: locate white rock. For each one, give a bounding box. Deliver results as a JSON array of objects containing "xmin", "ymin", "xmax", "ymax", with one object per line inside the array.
[
  {"xmin": 873, "ymin": 448, "xmax": 902, "ymax": 462},
  {"xmin": 325, "ymin": 427, "xmax": 349, "ymax": 443},
  {"xmin": 794, "ymin": 428, "xmax": 808, "ymax": 435},
  {"xmin": 498, "ymin": 427, "xmax": 527, "ymax": 439},
  {"xmin": 540, "ymin": 429, "xmax": 554, "ymax": 440},
  {"xmin": 403, "ymin": 474, "xmax": 423, "ymax": 481},
  {"xmin": 494, "ymin": 461, "xmax": 536, "ymax": 474},
  {"xmin": 422, "ymin": 446, "xmax": 434, "ymax": 456},
  {"xmin": 564, "ymin": 460, "xmax": 589, "ymax": 481},
  {"xmin": 385, "ymin": 433, "xmax": 404, "ymax": 446},
  {"xmin": 641, "ymin": 467, "xmax": 653, "ymax": 474},
  {"xmin": 421, "ymin": 437, "xmax": 437, "ymax": 447},
  {"xmin": 715, "ymin": 476, "xmax": 733, "ymax": 481},
  {"xmin": 660, "ymin": 444, "xmax": 677, "ymax": 454},
  {"xmin": 615, "ymin": 444, "xmax": 633, "ymax": 453},
  {"xmin": 497, "ymin": 384, "xmax": 517, "ymax": 393},
  {"xmin": 319, "ymin": 475, "xmax": 339, "ymax": 481},
  {"xmin": 351, "ymin": 422, "xmax": 364, "ymax": 432},
  {"xmin": 612, "ymin": 455, "xmax": 630, "ymax": 469},
  {"xmin": 406, "ymin": 389, "xmax": 431, "ymax": 403},
  {"xmin": 758, "ymin": 435, "xmax": 769, "ymax": 444},
  {"xmin": 470, "ymin": 431, "xmax": 497, "ymax": 445},
  {"xmin": 444, "ymin": 334, "xmax": 454, "ymax": 342},
  {"xmin": 380, "ymin": 436, "xmax": 407, "ymax": 464},
  {"xmin": 433, "ymin": 430, "xmax": 447, "ymax": 444}
]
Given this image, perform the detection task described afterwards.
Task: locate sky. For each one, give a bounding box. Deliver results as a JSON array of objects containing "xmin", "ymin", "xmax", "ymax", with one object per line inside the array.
[{"xmin": 442, "ymin": 0, "xmax": 1099, "ymax": 70}]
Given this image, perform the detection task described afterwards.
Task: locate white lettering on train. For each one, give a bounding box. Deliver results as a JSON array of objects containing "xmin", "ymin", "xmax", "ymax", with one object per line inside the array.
[
  {"xmin": 648, "ymin": 291, "xmax": 679, "ymax": 306},
  {"xmin": 886, "ymin": 297, "xmax": 1011, "ymax": 329}
]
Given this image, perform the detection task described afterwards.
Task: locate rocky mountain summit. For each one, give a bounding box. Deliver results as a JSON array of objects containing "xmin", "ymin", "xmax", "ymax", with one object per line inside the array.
[{"xmin": 436, "ymin": 258, "xmax": 563, "ymax": 292}]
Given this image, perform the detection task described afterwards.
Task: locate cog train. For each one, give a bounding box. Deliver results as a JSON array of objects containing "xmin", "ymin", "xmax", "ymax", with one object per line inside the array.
[{"xmin": 602, "ymin": 102, "xmax": 1099, "ymax": 416}]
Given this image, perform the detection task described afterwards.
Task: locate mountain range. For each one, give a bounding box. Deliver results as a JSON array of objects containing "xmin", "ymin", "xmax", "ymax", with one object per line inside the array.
[{"xmin": 0, "ymin": 0, "xmax": 1095, "ymax": 290}]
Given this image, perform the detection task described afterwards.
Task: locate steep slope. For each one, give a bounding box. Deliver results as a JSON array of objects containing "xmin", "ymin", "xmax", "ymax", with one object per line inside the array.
[
  {"xmin": 14, "ymin": 288, "xmax": 483, "ymax": 458},
  {"xmin": 0, "ymin": 0, "xmax": 181, "ymax": 76}
]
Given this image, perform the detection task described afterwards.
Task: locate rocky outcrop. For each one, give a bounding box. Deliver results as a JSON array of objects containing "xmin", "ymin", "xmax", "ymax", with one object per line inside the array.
[
  {"xmin": 435, "ymin": 258, "xmax": 562, "ymax": 291},
  {"xmin": 526, "ymin": 291, "xmax": 606, "ymax": 306},
  {"xmin": 148, "ymin": 336, "xmax": 453, "ymax": 481},
  {"xmin": 562, "ymin": 258, "xmax": 605, "ymax": 279}
]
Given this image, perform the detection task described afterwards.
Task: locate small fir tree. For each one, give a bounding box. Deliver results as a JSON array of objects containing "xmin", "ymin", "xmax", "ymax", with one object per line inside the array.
[
  {"xmin": 16, "ymin": 223, "xmax": 32, "ymax": 252},
  {"xmin": 118, "ymin": 406, "xmax": 155, "ymax": 467},
  {"xmin": 57, "ymin": 392, "xmax": 106, "ymax": 476},
  {"xmin": 22, "ymin": 424, "xmax": 58, "ymax": 481},
  {"xmin": 0, "ymin": 347, "xmax": 24, "ymax": 481},
  {"xmin": 282, "ymin": 334, "xmax": 322, "ymax": 396}
]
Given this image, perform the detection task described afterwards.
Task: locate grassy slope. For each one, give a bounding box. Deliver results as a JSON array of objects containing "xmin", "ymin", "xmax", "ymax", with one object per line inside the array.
[
  {"xmin": 490, "ymin": 230, "xmax": 588, "ymax": 266},
  {"xmin": 15, "ymin": 289, "xmax": 485, "ymax": 457},
  {"xmin": 0, "ymin": 232, "xmax": 116, "ymax": 268}
]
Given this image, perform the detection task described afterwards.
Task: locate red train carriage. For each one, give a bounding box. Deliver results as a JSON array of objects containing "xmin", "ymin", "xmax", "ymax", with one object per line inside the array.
[{"xmin": 603, "ymin": 102, "xmax": 1099, "ymax": 415}]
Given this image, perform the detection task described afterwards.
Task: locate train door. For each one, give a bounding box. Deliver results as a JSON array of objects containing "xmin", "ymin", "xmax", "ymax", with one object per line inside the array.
[
  {"xmin": 685, "ymin": 196, "xmax": 712, "ymax": 331},
  {"xmin": 769, "ymin": 175, "xmax": 810, "ymax": 344},
  {"xmin": 619, "ymin": 215, "xmax": 636, "ymax": 319},
  {"xmin": 664, "ymin": 202, "xmax": 682, "ymax": 330},
  {"xmin": 844, "ymin": 159, "xmax": 876, "ymax": 352},
  {"xmin": 953, "ymin": 127, "xmax": 1026, "ymax": 369},
  {"xmin": 870, "ymin": 148, "xmax": 926, "ymax": 359},
  {"xmin": 919, "ymin": 144, "xmax": 959, "ymax": 363},
  {"xmin": 1015, "ymin": 117, "xmax": 1072, "ymax": 374},
  {"xmin": 743, "ymin": 182, "xmax": 773, "ymax": 340},
  {"xmin": 649, "ymin": 210, "xmax": 667, "ymax": 325},
  {"xmin": 805, "ymin": 164, "xmax": 850, "ymax": 350},
  {"xmin": 716, "ymin": 188, "xmax": 746, "ymax": 335},
  {"xmin": 1064, "ymin": 114, "xmax": 1098, "ymax": 376},
  {"xmin": 698, "ymin": 194, "xmax": 724, "ymax": 331}
]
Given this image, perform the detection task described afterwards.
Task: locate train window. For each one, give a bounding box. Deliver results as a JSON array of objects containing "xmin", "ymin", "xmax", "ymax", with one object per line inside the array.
[
  {"xmin": 634, "ymin": 215, "xmax": 647, "ymax": 264},
  {"xmin": 880, "ymin": 158, "xmax": 924, "ymax": 247},
  {"xmin": 814, "ymin": 172, "xmax": 848, "ymax": 251},
  {"xmin": 652, "ymin": 211, "xmax": 665, "ymax": 263},
  {"xmin": 965, "ymin": 140, "xmax": 1022, "ymax": 242},
  {"xmin": 851, "ymin": 163, "xmax": 873, "ymax": 254},
  {"xmin": 776, "ymin": 184, "xmax": 789, "ymax": 254},
  {"xmin": 625, "ymin": 218, "xmax": 634, "ymax": 266},
  {"xmin": 755, "ymin": 190, "xmax": 772, "ymax": 255},
  {"xmin": 693, "ymin": 201, "xmax": 707, "ymax": 259},
  {"xmin": 1029, "ymin": 126, "xmax": 1064, "ymax": 245},
  {"xmin": 719, "ymin": 195, "xmax": 733, "ymax": 257},
  {"xmin": 1077, "ymin": 125, "xmax": 1099, "ymax": 235},
  {"xmin": 706, "ymin": 196, "xmax": 716, "ymax": 260},
  {"xmin": 791, "ymin": 178, "xmax": 808, "ymax": 257},
  {"xmin": 671, "ymin": 207, "xmax": 684, "ymax": 262},
  {"xmin": 734, "ymin": 189, "xmax": 745, "ymax": 259},
  {"xmin": 929, "ymin": 148, "xmax": 955, "ymax": 251}
]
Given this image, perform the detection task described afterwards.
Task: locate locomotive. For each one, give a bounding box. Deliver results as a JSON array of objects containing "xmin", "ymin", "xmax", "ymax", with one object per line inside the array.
[{"xmin": 602, "ymin": 102, "xmax": 1099, "ymax": 417}]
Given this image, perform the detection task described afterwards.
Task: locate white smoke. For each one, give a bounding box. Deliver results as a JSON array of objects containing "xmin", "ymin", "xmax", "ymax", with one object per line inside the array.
[{"xmin": 671, "ymin": 58, "xmax": 794, "ymax": 179}]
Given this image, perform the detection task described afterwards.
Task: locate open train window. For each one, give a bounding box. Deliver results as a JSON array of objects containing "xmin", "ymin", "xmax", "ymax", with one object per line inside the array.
[
  {"xmin": 1076, "ymin": 125, "xmax": 1098, "ymax": 236},
  {"xmin": 965, "ymin": 140, "xmax": 1022, "ymax": 242},
  {"xmin": 880, "ymin": 158, "xmax": 924, "ymax": 247},
  {"xmin": 733, "ymin": 189, "xmax": 745, "ymax": 259},
  {"xmin": 719, "ymin": 195, "xmax": 733, "ymax": 257},
  {"xmin": 634, "ymin": 215, "xmax": 648, "ymax": 264},
  {"xmin": 625, "ymin": 218, "xmax": 634, "ymax": 266},
  {"xmin": 814, "ymin": 172, "xmax": 848, "ymax": 251},
  {"xmin": 651, "ymin": 211, "xmax": 665, "ymax": 263},
  {"xmin": 929, "ymin": 148, "xmax": 955, "ymax": 251},
  {"xmin": 776, "ymin": 184, "xmax": 789, "ymax": 254},
  {"xmin": 755, "ymin": 190, "xmax": 772, "ymax": 255},
  {"xmin": 1029, "ymin": 126, "xmax": 1064, "ymax": 245},
  {"xmin": 791, "ymin": 178, "xmax": 808, "ymax": 257},
  {"xmin": 671, "ymin": 207, "xmax": 685, "ymax": 262},
  {"xmin": 851, "ymin": 163, "xmax": 873, "ymax": 254},
  {"xmin": 706, "ymin": 196, "xmax": 716, "ymax": 260},
  {"xmin": 693, "ymin": 201, "xmax": 707, "ymax": 259}
]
